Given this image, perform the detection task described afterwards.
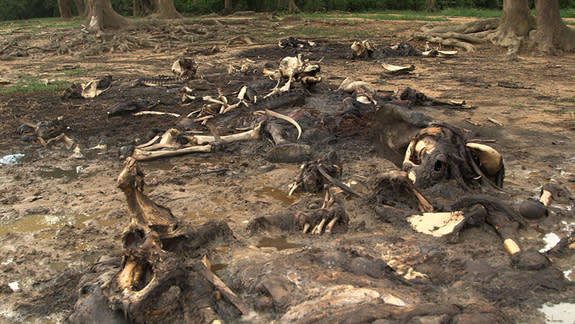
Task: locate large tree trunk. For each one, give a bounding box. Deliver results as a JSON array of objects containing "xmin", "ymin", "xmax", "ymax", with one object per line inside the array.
[
  {"xmin": 426, "ymin": 0, "xmax": 436, "ymax": 13},
  {"xmin": 85, "ymin": 0, "xmax": 130, "ymax": 31},
  {"xmin": 489, "ymin": 0, "xmax": 536, "ymax": 54},
  {"xmin": 152, "ymin": 0, "xmax": 182, "ymax": 19},
  {"xmin": 278, "ymin": 0, "xmax": 301, "ymax": 13},
  {"xmin": 58, "ymin": 0, "xmax": 74, "ymax": 18},
  {"xmin": 533, "ymin": 0, "xmax": 575, "ymax": 54},
  {"xmin": 75, "ymin": 0, "xmax": 88, "ymax": 17}
]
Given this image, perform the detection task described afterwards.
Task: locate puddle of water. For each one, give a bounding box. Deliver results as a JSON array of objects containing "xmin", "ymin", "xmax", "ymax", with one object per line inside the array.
[
  {"xmin": 38, "ymin": 167, "xmax": 79, "ymax": 180},
  {"xmin": 0, "ymin": 213, "xmax": 90, "ymax": 237},
  {"xmin": 257, "ymin": 236, "xmax": 305, "ymax": 251},
  {"xmin": 255, "ymin": 187, "xmax": 296, "ymax": 205},
  {"xmin": 538, "ymin": 303, "xmax": 575, "ymax": 323}
]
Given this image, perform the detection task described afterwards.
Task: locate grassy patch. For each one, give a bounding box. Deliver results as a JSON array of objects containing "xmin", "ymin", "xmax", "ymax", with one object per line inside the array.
[
  {"xmin": 0, "ymin": 17, "xmax": 83, "ymax": 32},
  {"xmin": 299, "ymin": 11, "xmax": 448, "ymax": 22},
  {"xmin": 0, "ymin": 77, "xmax": 69, "ymax": 95},
  {"xmin": 440, "ymin": 8, "xmax": 501, "ymax": 18}
]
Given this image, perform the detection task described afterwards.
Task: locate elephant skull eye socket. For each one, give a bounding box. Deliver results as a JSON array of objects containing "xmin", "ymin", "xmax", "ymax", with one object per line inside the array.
[{"xmin": 434, "ymin": 160, "xmax": 444, "ymax": 172}]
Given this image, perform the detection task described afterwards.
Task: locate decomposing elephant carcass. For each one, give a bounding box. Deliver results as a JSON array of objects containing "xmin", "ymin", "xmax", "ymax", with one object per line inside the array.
[
  {"xmin": 350, "ymin": 40, "xmax": 375, "ymax": 59},
  {"xmin": 61, "ymin": 75, "xmax": 112, "ymax": 99},
  {"xmin": 402, "ymin": 123, "xmax": 504, "ymax": 190},
  {"xmin": 71, "ymin": 158, "xmax": 248, "ymax": 323},
  {"xmin": 263, "ymin": 54, "xmax": 322, "ymax": 94},
  {"xmin": 16, "ymin": 116, "xmax": 75, "ymax": 149}
]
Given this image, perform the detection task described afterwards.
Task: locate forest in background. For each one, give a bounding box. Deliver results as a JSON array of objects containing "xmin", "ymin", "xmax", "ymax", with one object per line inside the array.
[{"xmin": 2, "ymin": 0, "xmax": 575, "ymax": 21}]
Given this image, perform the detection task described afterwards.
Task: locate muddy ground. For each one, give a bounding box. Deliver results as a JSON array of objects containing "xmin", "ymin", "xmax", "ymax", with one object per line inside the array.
[{"xmin": 0, "ymin": 14, "xmax": 575, "ymax": 323}]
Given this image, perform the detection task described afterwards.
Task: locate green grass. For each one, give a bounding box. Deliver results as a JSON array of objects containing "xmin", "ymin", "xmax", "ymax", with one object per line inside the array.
[
  {"xmin": 299, "ymin": 11, "xmax": 448, "ymax": 22},
  {"xmin": 0, "ymin": 17, "xmax": 82, "ymax": 32},
  {"xmin": 0, "ymin": 77, "xmax": 69, "ymax": 95},
  {"xmin": 440, "ymin": 8, "xmax": 501, "ymax": 17}
]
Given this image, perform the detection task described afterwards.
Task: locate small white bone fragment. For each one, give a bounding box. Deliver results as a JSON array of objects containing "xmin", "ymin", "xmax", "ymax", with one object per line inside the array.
[
  {"xmin": 382, "ymin": 63, "xmax": 415, "ymax": 74},
  {"xmin": 407, "ymin": 211, "xmax": 465, "ymax": 237},
  {"xmin": 133, "ymin": 111, "xmax": 181, "ymax": 118}
]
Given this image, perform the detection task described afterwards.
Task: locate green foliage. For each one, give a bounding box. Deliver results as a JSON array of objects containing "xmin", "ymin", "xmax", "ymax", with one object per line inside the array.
[
  {"xmin": 0, "ymin": 0, "xmax": 574, "ymax": 21},
  {"xmin": 0, "ymin": 0, "xmax": 58, "ymax": 21}
]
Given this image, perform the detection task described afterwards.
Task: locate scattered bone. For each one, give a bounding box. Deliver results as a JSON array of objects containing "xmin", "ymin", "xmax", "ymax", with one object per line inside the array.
[
  {"xmin": 407, "ymin": 211, "xmax": 466, "ymax": 237},
  {"xmin": 255, "ymin": 109, "xmax": 302, "ymax": 140},
  {"xmin": 171, "ymin": 56, "xmax": 198, "ymax": 78},
  {"xmin": 350, "ymin": 40, "xmax": 374, "ymax": 59},
  {"xmin": 133, "ymin": 111, "xmax": 181, "ymax": 118},
  {"xmin": 132, "ymin": 125, "xmax": 261, "ymax": 161},
  {"xmin": 381, "ymin": 42, "xmax": 421, "ymax": 57},
  {"xmin": 487, "ymin": 117, "xmax": 503, "ymax": 126},
  {"xmin": 278, "ymin": 37, "xmax": 316, "ymax": 49},
  {"xmin": 107, "ymin": 100, "xmax": 160, "ymax": 116},
  {"xmin": 382, "ymin": 63, "xmax": 416, "ymax": 75},
  {"xmin": 338, "ymin": 78, "xmax": 375, "ymax": 95},
  {"xmin": 61, "ymin": 75, "xmax": 112, "ymax": 99}
]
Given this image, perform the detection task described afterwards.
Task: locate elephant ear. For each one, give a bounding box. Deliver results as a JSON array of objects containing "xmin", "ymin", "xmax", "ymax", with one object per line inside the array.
[
  {"xmin": 371, "ymin": 104, "xmax": 432, "ymax": 167},
  {"xmin": 466, "ymin": 142, "xmax": 505, "ymax": 188}
]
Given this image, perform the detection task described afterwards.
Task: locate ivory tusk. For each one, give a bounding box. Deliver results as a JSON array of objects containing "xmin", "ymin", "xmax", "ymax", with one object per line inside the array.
[{"xmin": 256, "ymin": 109, "xmax": 302, "ymax": 140}]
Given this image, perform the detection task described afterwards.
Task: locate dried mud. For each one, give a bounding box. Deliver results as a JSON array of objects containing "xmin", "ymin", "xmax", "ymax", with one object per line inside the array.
[{"xmin": 0, "ymin": 15, "xmax": 574, "ymax": 323}]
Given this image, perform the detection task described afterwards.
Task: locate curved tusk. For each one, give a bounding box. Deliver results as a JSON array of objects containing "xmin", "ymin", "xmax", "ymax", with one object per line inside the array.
[
  {"xmin": 466, "ymin": 143, "xmax": 503, "ymax": 177},
  {"xmin": 256, "ymin": 109, "xmax": 303, "ymax": 140}
]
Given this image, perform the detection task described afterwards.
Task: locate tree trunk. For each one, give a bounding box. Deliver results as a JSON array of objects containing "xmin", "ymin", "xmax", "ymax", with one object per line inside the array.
[
  {"xmin": 152, "ymin": 0, "xmax": 182, "ymax": 19},
  {"xmin": 489, "ymin": 0, "xmax": 536, "ymax": 54},
  {"xmin": 278, "ymin": 0, "xmax": 301, "ymax": 13},
  {"xmin": 533, "ymin": 0, "xmax": 575, "ymax": 54},
  {"xmin": 74, "ymin": 0, "xmax": 88, "ymax": 17},
  {"xmin": 85, "ymin": 0, "xmax": 130, "ymax": 31},
  {"xmin": 58, "ymin": 0, "xmax": 74, "ymax": 18},
  {"xmin": 426, "ymin": 0, "xmax": 436, "ymax": 13}
]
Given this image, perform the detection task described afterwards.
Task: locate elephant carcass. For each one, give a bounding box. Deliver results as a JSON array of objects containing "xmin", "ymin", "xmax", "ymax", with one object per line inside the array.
[
  {"xmin": 402, "ymin": 123, "xmax": 504, "ymax": 190},
  {"xmin": 82, "ymin": 158, "xmax": 248, "ymax": 323}
]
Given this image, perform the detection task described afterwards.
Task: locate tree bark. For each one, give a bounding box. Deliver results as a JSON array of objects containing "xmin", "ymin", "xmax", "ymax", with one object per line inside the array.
[
  {"xmin": 426, "ymin": 0, "xmax": 436, "ymax": 13},
  {"xmin": 489, "ymin": 0, "xmax": 536, "ymax": 54},
  {"xmin": 277, "ymin": 0, "xmax": 301, "ymax": 13},
  {"xmin": 58, "ymin": 0, "xmax": 74, "ymax": 18},
  {"xmin": 152, "ymin": 0, "xmax": 182, "ymax": 19},
  {"xmin": 533, "ymin": 0, "xmax": 575, "ymax": 54},
  {"xmin": 74, "ymin": 0, "xmax": 88, "ymax": 17},
  {"xmin": 85, "ymin": 0, "xmax": 130, "ymax": 31}
]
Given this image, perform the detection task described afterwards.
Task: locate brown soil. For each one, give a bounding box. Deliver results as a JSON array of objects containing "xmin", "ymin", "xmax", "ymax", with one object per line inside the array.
[{"xmin": 0, "ymin": 15, "xmax": 574, "ymax": 323}]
